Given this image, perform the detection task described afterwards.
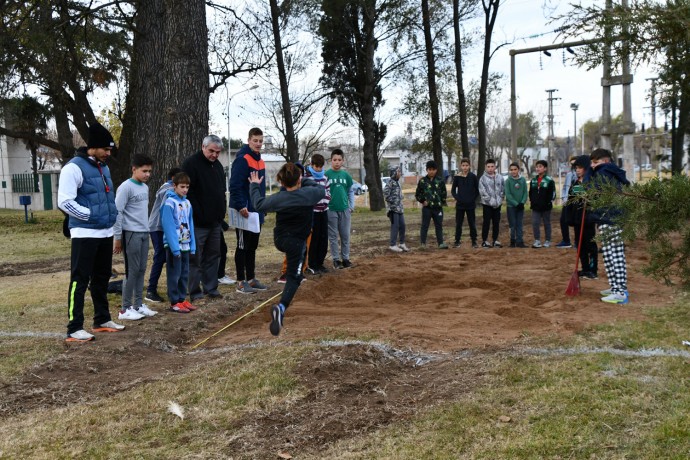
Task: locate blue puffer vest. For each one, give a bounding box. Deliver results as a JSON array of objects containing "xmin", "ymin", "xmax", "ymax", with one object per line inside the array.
[{"xmin": 68, "ymin": 153, "xmax": 118, "ymax": 229}]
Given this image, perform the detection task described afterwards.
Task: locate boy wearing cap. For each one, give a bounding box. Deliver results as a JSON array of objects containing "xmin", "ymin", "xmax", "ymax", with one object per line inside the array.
[
  {"xmin": 58, "ymin": 122, "xmax": 124, "ymax": 342},
  {"xmin": 384, "ymin": 165, "xmax": 408, "ymax": 252}
]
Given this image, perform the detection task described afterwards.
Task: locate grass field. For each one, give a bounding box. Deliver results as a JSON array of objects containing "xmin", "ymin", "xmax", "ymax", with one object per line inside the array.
[{"xmin": 0, "ymin": 206, "xmax": 688, "ymax": 459}]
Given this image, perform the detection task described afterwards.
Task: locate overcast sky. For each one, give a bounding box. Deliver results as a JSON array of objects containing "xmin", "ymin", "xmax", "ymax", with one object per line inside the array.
[{"xmin": 210, "ymin": 0, "xmax": 659, "ymax": 146}]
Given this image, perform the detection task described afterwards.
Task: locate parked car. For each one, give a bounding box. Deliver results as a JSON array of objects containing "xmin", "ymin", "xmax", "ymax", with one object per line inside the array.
[{"xmin": 352, "ymin": 181, "xmax": 368, "ymax": 195}]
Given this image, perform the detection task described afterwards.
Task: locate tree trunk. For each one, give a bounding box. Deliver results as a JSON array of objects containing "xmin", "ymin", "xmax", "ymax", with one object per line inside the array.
[
  {"xmin": 422, "ymin": 0, "xmax": 443, "ymax": 171},
  {"xmin": 269, "ymin": 0, "xmax": 299, "ymax": 162},
  {"xmin": 477, "ymin": 0, "xmax": 500, "ymax": 178},
  {"xmin": 453, "ymin": 0, "xmax": 470, "ymax": 160},
  {"xmin": 119, "ymin": 0, "xmax": 209, "ymax": 197},
  {"xmin": 671, "ymin": 89, "xmax": 688, "ymax": 175}
]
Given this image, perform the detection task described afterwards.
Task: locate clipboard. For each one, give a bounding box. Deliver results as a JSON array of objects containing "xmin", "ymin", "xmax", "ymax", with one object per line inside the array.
[{"xmin": 228, "ymin": 208, "xmax": 260, "ymax": 233}]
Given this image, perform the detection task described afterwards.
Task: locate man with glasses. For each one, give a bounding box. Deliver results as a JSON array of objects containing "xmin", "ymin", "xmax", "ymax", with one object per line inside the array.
[{"xmin": 182, "ymin": 135, "xmax": 226, "ymax": 301}]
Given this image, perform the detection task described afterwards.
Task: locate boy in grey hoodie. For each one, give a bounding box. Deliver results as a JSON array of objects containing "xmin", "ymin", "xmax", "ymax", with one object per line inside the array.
[
  {"xmin": 478, "ymin": 158, "xmax": 505, "ymax": 248},
  {"xmin": 384, "ymin": 165, "xmax": 408, "ymax": 252}
]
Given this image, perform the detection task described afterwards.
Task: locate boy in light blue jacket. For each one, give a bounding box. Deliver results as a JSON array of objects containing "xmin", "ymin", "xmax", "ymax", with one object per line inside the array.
[{"xmin": 161, "ymin": 172, "xmax": 197, "ymax": 313}]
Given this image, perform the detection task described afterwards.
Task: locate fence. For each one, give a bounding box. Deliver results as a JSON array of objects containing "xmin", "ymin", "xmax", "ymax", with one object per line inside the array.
[{"xmin": 11, "ymin": 173, "xmax": 39, "ymax": 193}]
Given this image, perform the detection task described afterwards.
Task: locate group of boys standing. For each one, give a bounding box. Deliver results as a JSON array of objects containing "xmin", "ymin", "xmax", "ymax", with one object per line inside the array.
[
  {"xmin": 384, "ymin": 150, "xmax": 630, "ymax": 304},
  {"xmin": 58, "ymin": 122, "xmax": 357, "ymax": 341}
]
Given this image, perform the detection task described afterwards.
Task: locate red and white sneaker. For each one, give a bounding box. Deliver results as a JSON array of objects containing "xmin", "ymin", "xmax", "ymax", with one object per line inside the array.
[
  {"xmin": 169, "ymin": 303, "xmax": 190, "ymax": 313},
  {"xmin": 181, "ymin": 300, "xmax": 197, "ymax": 311}
]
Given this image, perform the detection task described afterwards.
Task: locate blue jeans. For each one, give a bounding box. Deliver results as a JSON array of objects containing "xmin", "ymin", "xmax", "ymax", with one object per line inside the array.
[
  {"xmin": 389, "ymin": 211, "xmax": 406, "ymax": 246},
  {"xmin": 147, "ymin": 230, "xmax": 165, "ymax": 293},
  {"xmin": 506, "ymin": 206, "xmax": 524, "ymax": 243},
  {"xmin": 166, "ymin": 249, "xmax": 190, "ymax": 305}
]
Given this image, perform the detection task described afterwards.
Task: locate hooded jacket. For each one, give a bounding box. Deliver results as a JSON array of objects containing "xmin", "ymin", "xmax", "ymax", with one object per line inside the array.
[
  {"xmin": 529, "ymin": 174, "xmax": 555, "ymax": 212},
  {"xmin": 230, "ymin": 144, "xmax": 266, "ymax": 224},
  {"xmin": 161, "ymin": 190, "xmax": 196, "ymax": 256},
  {"xmin": 384, "ymin": 173, "xmax": 404, "ymax": 214},
  {"xmin": 182, "ymin": 150, "xmax": 226, "ymax": 228},
  {"xmin": 451, "ymin": 172, "xmax": 479, "ymax": 209},
  {"xmin": 589, "ymin": 162, "xmax": 630, "ymax": 225},
  {"xmin": 478, "ymin": 173, "xmax": 505, "ymax": 208}
]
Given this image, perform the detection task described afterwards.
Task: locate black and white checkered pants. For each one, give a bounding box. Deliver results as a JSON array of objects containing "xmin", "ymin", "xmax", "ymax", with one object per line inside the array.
[{"xmin": 599, "ymin": 224, "xmax": 627, "ymax": 295}]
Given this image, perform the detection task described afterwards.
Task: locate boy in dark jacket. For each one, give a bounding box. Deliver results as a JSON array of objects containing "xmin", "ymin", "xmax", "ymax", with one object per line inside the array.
[
  {"xmin": 590, "ymin": 148, "xmax": 630, "ymax": 304},
  {"xmin": 249, "ymin": 164, "xmax": 326, "ymax": 336},
  {"xmin": 415, "ymin": 160, "xmax": 449, "ymax": 249},
  {"xmin": 529, "ymin": 160, "xmax": 556, "ymax": 248},
  {"xmin": 451, "ymin": 158, "xmax": 479, "ymax": 248},
  {"xmin": 566, "ymin": 155, "xmax": 598, "ymax": 280}
]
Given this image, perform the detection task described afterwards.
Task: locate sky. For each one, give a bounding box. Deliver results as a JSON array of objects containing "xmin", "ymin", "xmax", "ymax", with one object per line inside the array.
[{"xmin": 208, "ymin": 0, "xmax": 659, "ymax": 147}]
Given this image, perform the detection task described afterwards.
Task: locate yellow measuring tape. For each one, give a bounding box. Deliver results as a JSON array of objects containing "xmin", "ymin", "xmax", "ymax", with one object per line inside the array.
[{"xmin": 190, "ymin": 292, "xmax": 281, "ymax": 350}]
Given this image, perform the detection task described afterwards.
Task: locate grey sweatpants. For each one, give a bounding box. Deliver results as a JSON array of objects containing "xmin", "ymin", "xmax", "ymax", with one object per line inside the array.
[
  {"xmin": 327, "ymin": 209, "xmax": 351, "ymax": 262},
  {"xmin": 122, "ymin": 231, "xmax": 150, "ymax": 308}
]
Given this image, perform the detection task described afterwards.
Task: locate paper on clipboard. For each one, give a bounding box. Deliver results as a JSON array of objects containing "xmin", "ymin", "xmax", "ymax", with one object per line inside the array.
[{"xmin": 228, "ymin": 208, "xmax": 260, "ymax": 233}]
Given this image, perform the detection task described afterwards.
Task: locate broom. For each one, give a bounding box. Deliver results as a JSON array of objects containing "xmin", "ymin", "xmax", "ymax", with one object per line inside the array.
[{"xmin": 565, "ymin": 204, "xmax": 587, "ymax": 296}]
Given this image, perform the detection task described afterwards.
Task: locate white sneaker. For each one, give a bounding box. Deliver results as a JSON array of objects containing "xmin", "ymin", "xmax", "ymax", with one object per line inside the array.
[
  {"xmin": 398, "ymin": 243, "xmax": 409, "ymax": 252},
  {"xmin": 136, "ymin": 304, "xmax": 157, "ymax": 317},
  {"xmin": 543, "ymin": 240, "xmax": 551, "ymax": 248},
  {"xmin": 218, "ymin": 275, "xmax": 236, "ymax": 285},
  {"xmin": 532, "ymin": 240, "xmax": 542, "ymax": 248},
  {"xmin": 66, "ymin": 329, "xmax": 95, "ymax": 341},
  {"xmin": 95, "ymin": 321, "xmax": 125, "ymax": 331},
  {"xmin": 389, "ymin": 245, "xmax": 403, "ymax": 252},
  {"xmin": 118, "ymin": 307, "xmax": 145, "ymax": 320}
]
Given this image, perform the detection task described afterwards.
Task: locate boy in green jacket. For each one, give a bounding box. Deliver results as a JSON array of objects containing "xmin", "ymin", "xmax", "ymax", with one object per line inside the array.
[{"xmin": 505, "ymin": 162, "xmax": 528, "ymax": 248}]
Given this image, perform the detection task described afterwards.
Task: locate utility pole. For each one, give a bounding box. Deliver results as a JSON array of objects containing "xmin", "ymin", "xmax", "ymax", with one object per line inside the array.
[{"xmin": 546, "ymin": 89, "xmax": 560, "ymax": 170}]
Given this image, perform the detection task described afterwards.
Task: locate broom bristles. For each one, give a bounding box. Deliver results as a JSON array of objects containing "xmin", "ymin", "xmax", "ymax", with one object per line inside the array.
[{"xmin": 167, "ymin": 401, "xmax": 185, "ymax": 420}]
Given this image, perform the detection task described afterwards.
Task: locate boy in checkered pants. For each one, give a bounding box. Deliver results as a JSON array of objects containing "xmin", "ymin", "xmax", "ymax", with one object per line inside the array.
[{"xmin": 589, "ymin": 149, "xmax": 631, "ymax": 304}]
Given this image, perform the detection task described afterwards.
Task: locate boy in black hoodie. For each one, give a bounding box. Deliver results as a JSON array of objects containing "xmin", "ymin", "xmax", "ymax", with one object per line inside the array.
[
  {"xmin": 590, "ymin": 148, "xmax": 630, "ymax": 304},
  {"xmin": 451, "ymin": 158, "xmax": 479, "ymax": 248}
]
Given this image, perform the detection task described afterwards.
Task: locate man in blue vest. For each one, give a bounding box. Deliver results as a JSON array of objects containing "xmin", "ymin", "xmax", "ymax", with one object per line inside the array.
[{"xmin": 58, "ymin": 122, "xmax": 125, "ymax": 342}]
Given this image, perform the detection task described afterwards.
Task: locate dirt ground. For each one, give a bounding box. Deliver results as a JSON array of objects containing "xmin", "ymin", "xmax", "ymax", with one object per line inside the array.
[{"xmin": 0, "ymin": 213, "xmax": 677, "ymax": 457}]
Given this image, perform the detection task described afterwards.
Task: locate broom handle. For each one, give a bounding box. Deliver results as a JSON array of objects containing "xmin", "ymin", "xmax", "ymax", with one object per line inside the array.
[{"xmin": 574, "ymin": 205, "xmax": 587, "ymax": 272}]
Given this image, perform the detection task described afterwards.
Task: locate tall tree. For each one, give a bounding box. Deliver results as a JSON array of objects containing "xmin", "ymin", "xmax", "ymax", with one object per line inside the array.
[
  {"xmin": 476, "ymin": 0, "xmax": 501, "ymax": 177},
  {"xmin": 319, "ymin": 0, "xmax": 416, "ymax": 211},
  {"xmin": 268, "ymin": 0, "xmax": 299, "ymax": 161},
  {"xmin": 557, "ymin": 0, "xmax": 690, "ymax": 175},
  {"xmin": 421, "ymin": 0, "xmax": 443, "ymax": 169},
  {"xmin": 452, "ymin": 0, "xmax": 474, "ymax": 160},
  {"xmin": 118, "ymin": 0, "xmax": 209, "ymax": 189}
]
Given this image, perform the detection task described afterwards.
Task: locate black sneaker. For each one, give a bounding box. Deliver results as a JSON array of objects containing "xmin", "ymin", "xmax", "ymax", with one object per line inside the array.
[
  {"xmin": 317, "ymin": 266, "xmax": 330, "ymax": 274},
  {"xmin": 145, "ymin": 291, "xmax": 164, "ymax": 303},
  {"xmin": 509, "ymin": 240, "xmax": 516, "ymax": 248},
  {"xmin": 269, "ymin": 304, "xmax": 283, "ymax": 336},
  {"xmin": 472, "ymin": 242, "xmax": 479, "ymax": 248},
  {"xmin": 306, "ymin": 267, "xmax": 317, "ymax": 275},
  {"xmin": 516, "ymin": 242, "xmax": 527, "ymax": 248},
  {"xmin": 453, "ymin": 241, "xmax": 462, "ymax": 248},
  {"xmin": 481, "ymin": 242, "xmax": 491, "ymax": 248},
  {"xmin": 334, "ymin": 260, "xmax": 343, "ymax": 269},
  {"xmin": 582, "ymin": 272, "xmax": 599, "ymax": 280},
  {"xmin": 342, "ymin": 259, "xmax": 353, "ymax": 269}
]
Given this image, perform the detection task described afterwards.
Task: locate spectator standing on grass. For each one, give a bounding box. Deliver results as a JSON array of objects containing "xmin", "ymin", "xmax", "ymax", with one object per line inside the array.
[
  {"xmin": 230, "ymin": 127, "xmax": 268, "ymax": 293},
  {"xmin": 58, "ymin": 122, "xmax": 124, "ymax": 342},
  {"xmin": 415, "ymin": 160, "xmax": 449, "ymax": 249},
  {"xmin": 478, "ymin": 158, "xmax": 505, "ymax": 248},
  {"xmin": 145, "ymin": 167, "xmax": 182, "ymax": 304},
  {"xmin": 305, "ymin": 154, "xmax": 332, "ymax": 273},
  {"xmin": 161, "ymin": 172, "xmax": 197, "ymax": 313},
  {"xmin": 451, "ymin": 157, "xmax": 479, "ymax": 248},
  {"xmin": 182, "ymin": 135, "xmax": 226, "ymax": 302},
  {"xmin": 589, "ymin": 148, "xmax": 631, "ymax": 304},
  {"xmin": 529, "ymin": 160, "xmax": 556, "ymax": 248},
  {"xmin": 384, "ymin": 165, "xmax": 409, "ymax": 253},
  {"xmin": 557, "ymin": 156, "xmax": 578, "ymax": 248},
  {"xmin": 505, "ymin": 162, "xmax": 528, "ymax": 248},
  {"xmin": 249, "ymin": 165, "xmax": 326, "ymax": 336},
  {"xmin": 565, "ymin": 155, "xmax": 598, "ymax": 280},
  {"xmin": 113, "ymin": 154, "xmax": 157, "ymax": 320},
  {"xmin": 325, "ymin": 148, "xmax": 355, "ymax": 268}
]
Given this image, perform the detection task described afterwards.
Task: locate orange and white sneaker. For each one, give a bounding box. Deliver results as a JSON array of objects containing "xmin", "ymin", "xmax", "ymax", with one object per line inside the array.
[
  {"xmin": 65, "ymin": 329, "xmax": 95, "ymax": 342},
  {"xmin": 169, "ymin": 303, "xmax": 190, "ymax": 313},
  {"xmin": 92, "ymin": 321, "xmax": 125, "ymax": 332},
  {"xmin": 181, "ymin": 300, "xmax": 197, "ymax": 311}
]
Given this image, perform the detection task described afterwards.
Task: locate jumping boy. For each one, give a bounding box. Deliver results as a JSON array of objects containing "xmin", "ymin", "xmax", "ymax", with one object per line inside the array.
[
  {"xmin": 415, "ymin": 160, "xmax": 449, "ymax": 249},
  {"xmin": 325, "ymin": 149, "xmax": 355, "ymax": 268},
  {"xmin": 505, "ymin": 162, "xmax": 528, "ymax": 248},
  {"xmin": 478, "ymin": 158, "xmax": 505, "ymax": 248},
  {"xmin": 451, "ymin": 158, "xmax": 479, "ymax": 248},
  {"xmin": 529, "ymin": 159, "xmax": 556, "ymax": 248},
  {"xmin": 146, "ymin": 167, "xmax": 182, "ymax": 303},
  {"xmin": 384, "ymin": 165, "xmax": 408, "ymax": 252},
  {"xmin": 249, "ymin": 164, "xmax": 326, "ymax": 336},
  {"xmin": 161, "ymin": 172, "xmax": 197, "ymax": 313},
  {"xmin": 113, "ymin": 154, "xmax": 157, "ymax": 320}
]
